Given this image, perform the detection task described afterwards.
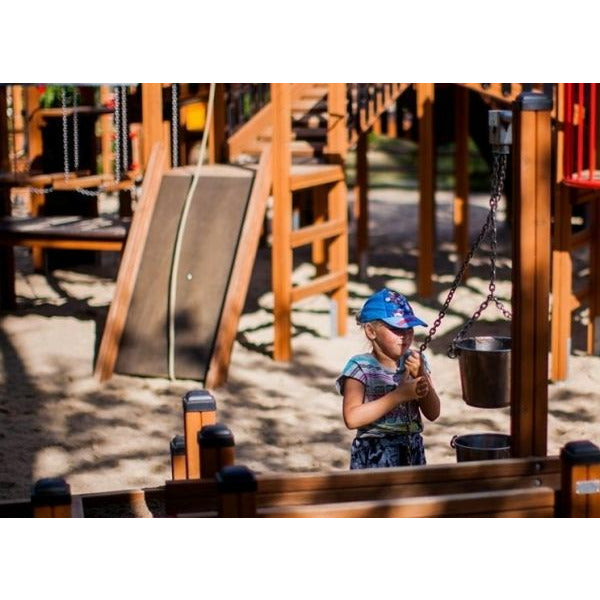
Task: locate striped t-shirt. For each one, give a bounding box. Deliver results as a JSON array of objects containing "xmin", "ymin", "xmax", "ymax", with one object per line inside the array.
[{"xmin": 336, "ymin": 352, "xmax": 430, "ymax": 438}]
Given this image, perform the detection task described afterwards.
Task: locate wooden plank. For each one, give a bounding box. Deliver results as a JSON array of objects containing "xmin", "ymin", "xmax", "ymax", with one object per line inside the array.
[
  {"xmin": 209, "ymin": 83, "xmax": 226, "ymax": 164},
  {"xmin": 533, "ymin": 108, "xmax": 551, "ymax": 456},
  {"xmin": 289, "ymin": 164, "xmax": 344, "ymax": 191},
  {"xmin": 141, "ymin": 84, "xmax": 164, "ymax": 170},
  {"xmin": 512, "ymin": 108, "xmax": 537, "ymax": 457},
  {"xmin": 328, "ymin": 178, "xmax": 348, "ymax": 336},
  {"xmin": 51, "ymin": 175, "xmax": 104, "ymax": 191},
  {"xmin": 311, "ymin": 185, "xmax": 328, "ymax": 276},
  {"xmin": 290, "ymin": 270, "xmax": 347, "ymax": 303},
  {"xmin": 416, "ymin": 83, "xmax": 435, "ymax": 298},
  {"xmin": 258, "ymin": 487, "xmax": 555, "ymax": 518},
  {"xmin": 289, "ymin": 217, "xmax": 346, "ymax": 249},
  {"xmin": 271, "ymin": 83, "xmax": 293, "ymax": 361},
  {"xmin": 551, "ymin": 184, "xmax": 573, "ymax": 381},
  {"xmin": 94, "ymin": 143, "xmax": 166, "ymax": 382},
  {"xmin": 354, "ymin": 132, "xmax": 369, "ymax": 278},
  {"xmin": 0, "ymin": 86, "xmax": 9, "ymax": 173},
  {"xmin": 205, "ymin": 148, "xmax": 272, "ymax": 388}
]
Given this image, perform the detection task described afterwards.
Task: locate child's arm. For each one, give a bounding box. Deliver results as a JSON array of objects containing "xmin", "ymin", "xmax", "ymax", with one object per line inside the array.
[
  {"xmin": 416, "ymin": 367, "xmax": 441, "ymax": 422},
  {"xmin": 342, "ymin": 376, "xmax": 429, "ymax": 430},
  {"xmin": 403, "ymin": 350, "xmax": 440, "ymax": 422}
]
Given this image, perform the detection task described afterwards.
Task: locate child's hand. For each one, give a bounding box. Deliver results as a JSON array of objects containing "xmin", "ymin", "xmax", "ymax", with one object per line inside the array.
[
  {"xmin": 396, "ymin": 376, "xmax": 429, "ymax": 401},
  {"xmin": 404, "ymin": 350, "xmax": 422, "ymax": 379}
]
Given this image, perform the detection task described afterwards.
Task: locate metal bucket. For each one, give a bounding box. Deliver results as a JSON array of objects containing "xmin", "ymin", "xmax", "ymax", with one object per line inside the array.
[
  {"xmin": 455, "ymin": 336, "xmax": 511, "ymax": 408},
  {"xmin": 450, "ymin": 433, "xmax": 511, "ymax": 462}
]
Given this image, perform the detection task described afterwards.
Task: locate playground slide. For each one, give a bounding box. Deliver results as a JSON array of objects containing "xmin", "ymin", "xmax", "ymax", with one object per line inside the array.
[{"xmin": 106, "ymin": 162, "xmax": 263, "ymax": 382}]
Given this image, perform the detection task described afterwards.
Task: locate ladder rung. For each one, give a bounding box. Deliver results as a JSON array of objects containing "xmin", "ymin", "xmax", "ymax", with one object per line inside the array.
[
  {"xmin": 291, "ymin": 270, "xmax": 347, "ymax": 303},
  {"xmin": 290, "ymin": 164, "xmax": 344, "ymax": 191},
  {"xmin": 290, "ymin": 218, "xmax": 346, "ymax": 249},
  {"xmin": 52, "ymin": 175, "xmax": 104, "ymax": 191}
]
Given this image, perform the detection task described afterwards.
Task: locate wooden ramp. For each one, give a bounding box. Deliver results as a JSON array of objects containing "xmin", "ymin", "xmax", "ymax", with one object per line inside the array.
[{"xmin": 95, "ymin": 148, "xmax": 271, "ymax": 387}]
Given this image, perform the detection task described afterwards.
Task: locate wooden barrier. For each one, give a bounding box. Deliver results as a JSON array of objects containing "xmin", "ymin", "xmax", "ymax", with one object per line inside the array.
[
  {"xmin": 170, "ymin": 435, "xmax": 186, "ymax": 480},
  {"xmin": 2, "ymin": 439, "xmax": 599, "ymax": 518},
  {"xmin": 182, "ymin": 390, "xmax": 216, "ymax": 480},
  {"xmin": 198, "ymin": 423, "xmax": 235, "ymax": 480},
  {"xmin": 560, "ymin": 440, "xmax": 600, "ymax": 517}
]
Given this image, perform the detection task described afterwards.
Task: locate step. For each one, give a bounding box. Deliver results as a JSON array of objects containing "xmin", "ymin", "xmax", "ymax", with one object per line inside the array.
[
  {"xmin": 292, "ymin": 112, "xmax": 329, "ymax": 128},
  {"xmin": 290, "ymin": 270, "xmax": 347, "ymax": 303},
  {"xmin": 238, "ymin": 140, "xmax": 325, "ymax": 160},
  {"xmin": 289, "ymin": 164, "xmax": 344, "ymax": 191},
  {"xmin": 290, "ymin": 217, "xmax": 346, "ymax": 249},
  {"xmin": 291, "ymin": 98, "xmax": 327, "ymax": 113}
]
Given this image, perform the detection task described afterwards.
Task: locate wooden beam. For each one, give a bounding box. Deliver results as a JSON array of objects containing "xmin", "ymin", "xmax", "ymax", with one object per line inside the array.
[
  {"xmin": 417, "ymin": 83, "xmax": 435, "ymax": 298},
  {"xmin": 511, "ymin": 93, "xmax": 552, "ymax": 457},
  {"xmin": 209, "ymin": 83, "xmax": 226, "ymax": 164},
  {"xmin": 355, "ymin": 131, "xmax": 369, "ymax": 279},
  {"xmin": 550, "ymin": 184, "xmax": 573, "ymax": 381},
  {"xmin": 0, "ymin": 86, "xmax": 9, "ymax": 174},
  {"xmin": 271, "ymin": 83, "xmax": 293, "ymax": 361},
  {"xmin": 94, "ymin": 143, "xmax": 166, "ymax": 382},
  {"xmin": 141, "ymin": 84, "xmax": 165, "ymax": 170}
]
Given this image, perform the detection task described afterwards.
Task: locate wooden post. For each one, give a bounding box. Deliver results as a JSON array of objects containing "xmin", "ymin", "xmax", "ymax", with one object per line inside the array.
[
  {"xmin": 271, "ymin": 83, "xmax": 293, "ymax": 361},
  {"xmin": 326, "ymin": 83, "xmax": 348, "ymax": 337},
  {"xmin": 417, "ymin": 83, "xmax": 435, "ymax": 298},
  {"xmin": 560, "ymin": 440, "xmax": 600, "ymax": 517},
  {"xmin": 25, "ymin": 86, "xmax": 43, "ymax": 170},
  {"xmin": 99, "ymin": 86, "xmax": 113, "ymax": 175},
  {"xmin": 182, "ymin": 390, "xmax": 216, "ymax": 480},
  {"xmin": 216, "ymin": 465, "xmax": 257, "ymax": 517},
  {"xmin": 355, "ymin": 131, "xmax": 369, "ymax": 279},
  {"xmin": 550, "ymin": 184, "xmax": 573, "ymax": 381},
  {"xmin": 511, "ymin": 92, "xmax": 553, "ymax": 457},
  {"xmin": 588, "ymin": 198, "xmax": 600, "ymax": 355},
  {"xmin": 312, "ymin": 185, "xmax": 328, "ymax": 277},
  {"xmin": 31, "ymin": 477, "xmax": 72, "ymax": 518},
  {"xmin": 454, "ymin": 86, "xmax": 469, "ymax": 263},
  {"xmin": 141, "ymin": 84, "xmax": 166, "ymax": 171},
  {"xmin": 198, "ymin": 423, "xmax": 235, "ymax": 479},
  {"xmin": 209, "ymin": 83, "xmax": 226, "ymax": 164},
  {"xmin": 170, "ymin": 435, "xmax": 187, "ymax": 480},
  {"xmin": 0, "ymin": 86, "xmax": 9, "ymax": 174}
]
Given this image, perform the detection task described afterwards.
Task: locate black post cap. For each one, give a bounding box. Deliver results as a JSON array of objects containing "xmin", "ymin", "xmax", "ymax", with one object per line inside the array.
[
  {"xmin": 170, "ymin": 434, "xmax": 186, "ymax": 455},
  {"xmin": 216, "ymin": 465, "xmax": 257, "ymax": 494},
  {"xmin": 515, "ymin": 91, "xmax": 553, "ymax": 112},
  {"xmin": 182, "ymin": 389, "xmax": 216, "ymax": 413},
  {"xmin": 198, "ymin": 423, "xmax": 235, "ymax": 448},
  {"xmin": 31, "ymin": 477, "xmax": 71, "ymax": 506},
  {"xmin": 561, "ymin": 440, "xmax": 600, "ymax": 464}
]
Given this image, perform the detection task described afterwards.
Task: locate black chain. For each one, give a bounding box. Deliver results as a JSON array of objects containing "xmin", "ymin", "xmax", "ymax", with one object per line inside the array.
[{"xmin": 419, "ymin": 153, "xmax": 510, "ymax": 357}]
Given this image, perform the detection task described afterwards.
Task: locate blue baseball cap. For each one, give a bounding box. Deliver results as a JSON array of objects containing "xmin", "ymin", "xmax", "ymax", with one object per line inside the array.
[{"xmin": 357, "ymin": 288, "xmax": 427, "ymax": 328}]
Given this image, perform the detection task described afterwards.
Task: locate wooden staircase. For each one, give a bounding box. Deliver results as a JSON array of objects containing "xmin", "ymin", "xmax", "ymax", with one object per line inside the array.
[{"xmin": 224, "ymin": 83, "xmax": 409, "ymax": 361}]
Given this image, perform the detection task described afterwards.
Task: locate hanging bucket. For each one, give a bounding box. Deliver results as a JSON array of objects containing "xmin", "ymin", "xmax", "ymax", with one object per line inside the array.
[
  {"xmin": 454, "ymin": 336, "xmax": 511, "ymax": 408},
  {"xmin": 450, "ymin": 433, "xmax": 511, "ymax": 462}
]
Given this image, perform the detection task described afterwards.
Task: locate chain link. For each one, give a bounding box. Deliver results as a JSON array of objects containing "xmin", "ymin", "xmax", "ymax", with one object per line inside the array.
[
  {"xmin": 62, "ymin": 87, "xmax": 70, "ymax": 178},
  {"xmin": 171, "ymin": 83, "xmax": 179, "ymax": 168},
  {"xmin": 419, "ymin": 153, "xmax": 510, "ymax": 357}
]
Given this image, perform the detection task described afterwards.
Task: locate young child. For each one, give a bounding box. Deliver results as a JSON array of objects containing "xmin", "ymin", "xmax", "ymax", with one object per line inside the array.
[{"xmin": 336, "ymin": 288, "xmax": 440, "ymax": 469}]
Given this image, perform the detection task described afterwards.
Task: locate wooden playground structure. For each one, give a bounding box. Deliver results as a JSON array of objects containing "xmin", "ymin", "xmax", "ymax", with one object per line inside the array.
[{"xmin": 1, "ymin": 82, "xmax": 600, "ymax": 517}]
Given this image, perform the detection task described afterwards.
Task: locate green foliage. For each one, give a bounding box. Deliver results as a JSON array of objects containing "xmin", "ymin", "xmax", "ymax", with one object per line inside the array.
[{"xmin": 38, "ymin": 85, "xmax": 81, "ymax": 109}]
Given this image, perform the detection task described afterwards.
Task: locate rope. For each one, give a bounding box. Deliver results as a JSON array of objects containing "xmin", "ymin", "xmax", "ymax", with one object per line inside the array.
[{"xmin": 167, "ymin": 83, "xmax": 216, "ymax": 381}]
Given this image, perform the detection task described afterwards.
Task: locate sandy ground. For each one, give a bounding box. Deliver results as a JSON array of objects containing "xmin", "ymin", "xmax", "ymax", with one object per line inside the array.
[{"xmin": 1, "ymin": 184, "xmax": 600, "ymax": 504}]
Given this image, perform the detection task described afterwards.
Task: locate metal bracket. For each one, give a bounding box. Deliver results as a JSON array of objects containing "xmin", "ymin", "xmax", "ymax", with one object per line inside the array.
[
  {"xmin": 489, "ymin": 110, "xmax": 513, "ymax": 155},
  {"xmin": 576, "ymin": 479, "xmax": 600, "ymax": 495}
]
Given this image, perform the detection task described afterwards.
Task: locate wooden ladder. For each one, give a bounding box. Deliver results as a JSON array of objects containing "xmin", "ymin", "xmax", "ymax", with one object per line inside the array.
[{"xmin": 270, "ymin": 83, "xmax": 348, "ymax": 361}]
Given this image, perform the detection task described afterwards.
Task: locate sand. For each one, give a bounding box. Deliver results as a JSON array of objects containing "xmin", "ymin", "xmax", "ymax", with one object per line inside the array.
[{"xmin": 1, "ymin": 185, "xmax": 600, "ymax": 503}]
